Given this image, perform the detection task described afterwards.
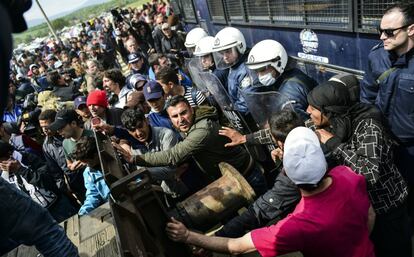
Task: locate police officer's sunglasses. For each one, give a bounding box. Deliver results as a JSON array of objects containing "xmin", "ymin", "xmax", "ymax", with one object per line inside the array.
[{"xmin": 378, "ymin": 24, "xmax": 411, "ymax": 37}]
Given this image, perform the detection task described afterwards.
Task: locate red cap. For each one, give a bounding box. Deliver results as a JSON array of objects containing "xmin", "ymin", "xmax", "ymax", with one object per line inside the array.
[{"xmin": 87, "ymin": 90, "xmax": 108, "ymax": 108}]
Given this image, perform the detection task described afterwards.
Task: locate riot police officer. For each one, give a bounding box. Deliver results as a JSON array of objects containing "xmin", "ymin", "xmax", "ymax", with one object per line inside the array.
[{"xmin": 246, "ymin": 39, "xmax": 317, "ymax": 119}]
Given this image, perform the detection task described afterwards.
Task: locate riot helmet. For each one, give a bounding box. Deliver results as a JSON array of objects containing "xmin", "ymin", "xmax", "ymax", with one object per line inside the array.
[
  {"xmin": 185, "ymin": 27, "xmax": 208, "ymax": 53},
  {"xmin": 194, "ymin": 36, "xmax": 215, "ymax": 70},
  {"xmin": 246, "ymin": 40, "xmax": 288, "ymax": 86},
  {"xmin": 212, "ymin": 27, "xmax": 246, "ymax": 70}
]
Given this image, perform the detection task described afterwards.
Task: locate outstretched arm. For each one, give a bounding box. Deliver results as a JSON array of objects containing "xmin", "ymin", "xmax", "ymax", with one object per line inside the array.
[
  {"xmin": 218, "ymin": 126, "xmax": 247, "ymax": 147},
  {"xmin": 166, "ymin": 218, "xmax": 256, "ymax": 255}
]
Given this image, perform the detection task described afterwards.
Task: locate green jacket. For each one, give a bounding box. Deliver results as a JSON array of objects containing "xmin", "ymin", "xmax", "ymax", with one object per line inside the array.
[{"xmin": 133, "ymin": 106, "xmax": 252, "ymax": 179}]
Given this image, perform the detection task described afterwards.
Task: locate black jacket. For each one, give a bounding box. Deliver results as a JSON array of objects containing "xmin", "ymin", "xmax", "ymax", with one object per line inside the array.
[
  {"xmin": 160, "ymin": 32, "xmax": 185, "ymax": 54},
  {"xmin": 42, "ymin": 136, "xmax": 68, "ymax": 190}
]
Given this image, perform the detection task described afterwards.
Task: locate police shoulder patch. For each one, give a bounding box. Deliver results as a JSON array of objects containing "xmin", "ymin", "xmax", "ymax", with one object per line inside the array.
[{"xmin": 240, "ymin": 76, "xmax": 251, "ymax": 89}]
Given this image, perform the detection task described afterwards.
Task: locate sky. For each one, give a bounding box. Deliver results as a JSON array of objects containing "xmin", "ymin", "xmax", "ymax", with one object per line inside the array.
[{"xmin": 24, "ymin": 0, "xmax": 109, "ymax": 26}]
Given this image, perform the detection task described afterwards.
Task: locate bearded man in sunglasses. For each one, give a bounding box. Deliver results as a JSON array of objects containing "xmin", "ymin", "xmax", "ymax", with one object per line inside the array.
[{"xmin": 361, "ymin": 2, "xmax": 414, "ymax": 230}]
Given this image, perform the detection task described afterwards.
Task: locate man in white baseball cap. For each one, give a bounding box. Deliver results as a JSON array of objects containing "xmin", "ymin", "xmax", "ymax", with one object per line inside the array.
[
  {"xmin": 166, "ymin": 126, "xmax": 375, "ymax": 257},
  {"xmin": 282, "ymin": 126, "xmax": 327, "ymax": 187}
]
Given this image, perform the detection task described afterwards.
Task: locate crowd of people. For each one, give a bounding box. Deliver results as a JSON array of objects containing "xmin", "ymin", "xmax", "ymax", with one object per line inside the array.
[{"xmin": 1, "ymin": 1, "xmax": 414, "ymax": 257}]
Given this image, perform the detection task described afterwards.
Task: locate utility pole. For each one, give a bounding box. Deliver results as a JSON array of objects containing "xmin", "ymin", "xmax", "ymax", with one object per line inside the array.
[{"xmin": 34, "ymin": 0, "xmax": 61, "ymax": 42}]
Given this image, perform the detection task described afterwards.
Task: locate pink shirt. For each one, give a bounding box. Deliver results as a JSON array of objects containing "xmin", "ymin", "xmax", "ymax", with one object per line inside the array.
[{"xmin": 251, "ymin": 166, "xmax": 375, "ymax": 257}]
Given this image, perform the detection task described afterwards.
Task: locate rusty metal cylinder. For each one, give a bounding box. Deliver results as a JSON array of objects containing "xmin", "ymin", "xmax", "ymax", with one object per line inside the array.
[{"xmin": 175, "ymin": 162, "xmax": 256, "ymax": 231}]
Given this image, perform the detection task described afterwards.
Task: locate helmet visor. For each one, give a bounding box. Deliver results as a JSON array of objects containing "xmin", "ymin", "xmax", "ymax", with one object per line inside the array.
[
  {"xmin": 213, "ymin": 47, "xmax": 239, "ymax": 70},
  {"xmin": 186, "ymin": 46, "xmax": 196, "ymax": 54}
]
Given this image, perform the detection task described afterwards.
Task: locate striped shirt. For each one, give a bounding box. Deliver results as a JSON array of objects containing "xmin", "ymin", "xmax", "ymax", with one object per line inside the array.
[{"xmin": 184, "ymin": 86, "xmax": 206, "ymax": 107}]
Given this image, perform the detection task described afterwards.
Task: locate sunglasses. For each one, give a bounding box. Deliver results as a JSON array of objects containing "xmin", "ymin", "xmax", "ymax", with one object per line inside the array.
[{"xmin": 378, "ymin": 24, "xmax": 410, "ymax": 37}]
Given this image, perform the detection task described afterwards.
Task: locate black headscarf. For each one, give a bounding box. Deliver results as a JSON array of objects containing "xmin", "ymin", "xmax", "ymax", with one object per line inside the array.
[{"xmin": 307, "ymin": 81, "xmax": 383, "ymax": 143}]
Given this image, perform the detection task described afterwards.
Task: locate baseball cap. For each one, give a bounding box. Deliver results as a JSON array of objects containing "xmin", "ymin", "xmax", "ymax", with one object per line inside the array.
[
  {"xmin": 128, "ymin": 53, "xmax": 141, "ymax": 64},
  {"xmin": 87, "ymin": 90, "xmax": 108, "ymax": 108},
  {"xmin": 283, "ymin": 127, "xmax": 327, "ymax": 185},
  {"xmin": 143, "ymin": 80, "xmax": 164, "ymax": 101},
  {"xmin": 74, "ymin": 96, "xmax": 87, "ymax": 109},
  {"xmin": 48, "ymin": 109, "xmax": 79, "ymax": 132}
]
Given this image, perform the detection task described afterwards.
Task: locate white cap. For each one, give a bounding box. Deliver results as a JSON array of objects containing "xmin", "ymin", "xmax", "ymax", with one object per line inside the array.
[{"xmin": 283, "ymin": 127, "xmax": 327, "ymax": 185}]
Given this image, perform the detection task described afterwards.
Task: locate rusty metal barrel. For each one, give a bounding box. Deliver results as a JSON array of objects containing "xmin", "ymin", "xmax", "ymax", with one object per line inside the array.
[{"xmin": 174, "ymin": 162, "xmax": 256, "ymax": 231}]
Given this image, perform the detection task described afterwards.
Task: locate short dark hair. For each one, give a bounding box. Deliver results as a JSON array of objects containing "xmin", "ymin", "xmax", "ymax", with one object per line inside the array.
[
  {"xmin": 385, "ymin": 3, "xmax": 414, "ymax": 26},
  {"xmin": 72, "ymin": 136, "xmax": 97, "ymax": 161},
  {"xmin": 47, "ymin": 70, "xmax": 61, "ymax": 85},
  {"xmin": 39, "ymin": 109, "xmax": 57, "ymax": 122},
  {"xmin": 165, "ymin": 95, "xmax": 190, "ymax": 110},
  {"xmin": 269, "ymin": 109, "xmax": 304, "ymax": 143},
  {"xmin": 148, "ymin": 53, "xmax": 162, "ymax": 68},
  {"xmin": 297, "ymin": 182, "xmax": 322, "ymax": 192},
  {"xmin": 103, "ymin": 69, "xmax": 126, "ymax": 88},
  {"xmin": 121, "ymin": 108, "xmax": 146, "ymax": 131},
  {"xmin": 156, "ymin": 66, "xmax": 178, "ymax": 85}
]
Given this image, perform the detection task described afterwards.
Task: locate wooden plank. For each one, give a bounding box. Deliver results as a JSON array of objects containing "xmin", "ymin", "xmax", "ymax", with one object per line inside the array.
[
  {"xmin": 64, "ymin": 212, "xmax": 80, "ymax": 247},
  {"xmin": 79, "ymin": 203, "xmax": 113, "ymax": 242},
  {"xmin": 1, "ymin": 203, "xmax": 118, "ymax": 257},
  {"xmin": 77, "ymin": 224, "xmax": 119, "ymax": 257},
  {"xmin": 76, "ymin": 203, "xmax": 119, "ymax": 257}
]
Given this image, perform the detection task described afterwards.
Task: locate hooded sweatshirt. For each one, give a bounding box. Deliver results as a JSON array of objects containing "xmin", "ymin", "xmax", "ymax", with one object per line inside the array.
[{"xmin": 133, "ymin": 106, "xmax": 252, "ymax": 180}]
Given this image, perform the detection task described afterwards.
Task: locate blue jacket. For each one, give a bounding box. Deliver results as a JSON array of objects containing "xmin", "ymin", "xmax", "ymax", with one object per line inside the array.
[
  {"xmin": 148, "ymin": 67, "xmax": 156, "ymax": 80},
  {"xmin": 276, "ymin": 68, "xmax": 317, "ymax": 119},
  {"xmin": 148, "ymin": 111, "xmax": 174, "ymax": 130},
  {"xmin": 78, "ymin": 167, "xmax": 110, "ymax": 216},
  {"xmin": 361, "ymin": 43, "xmax": 414, "ymax": 143},
  {"xmin": 3, "ymin": 104, "xmax": 22, "ymax": 123},
  {"xmin": 227, "ymin": 56, "xmax": 262, "ymax": 114},
  {"xmin": 178, "ymin": 69, "xmax": 192, "ymax": 88},
  {"xmin": 212, "ymin": 67, "xmax": 229, "ymax": 91}
]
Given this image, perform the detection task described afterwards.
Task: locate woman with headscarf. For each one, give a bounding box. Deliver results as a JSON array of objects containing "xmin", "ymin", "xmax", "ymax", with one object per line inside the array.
[{"xmin": 306, "ymin": 80, "xmax": 410, "ymax": 257}]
